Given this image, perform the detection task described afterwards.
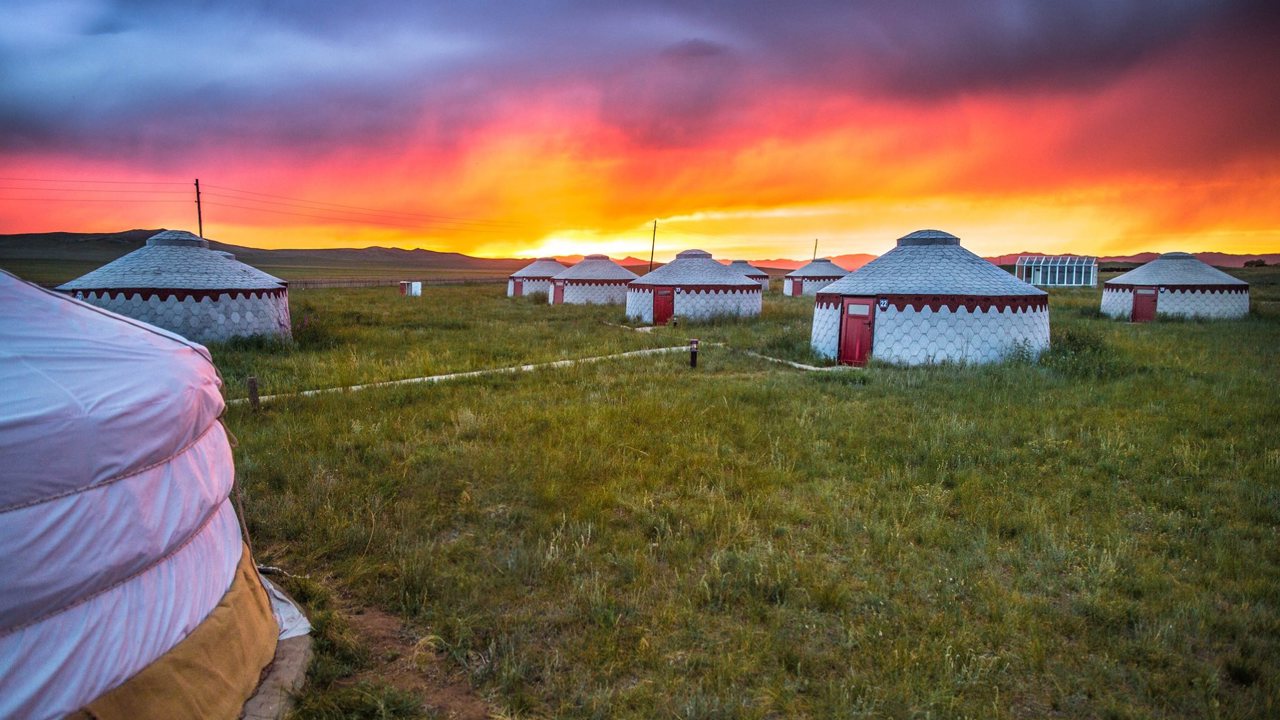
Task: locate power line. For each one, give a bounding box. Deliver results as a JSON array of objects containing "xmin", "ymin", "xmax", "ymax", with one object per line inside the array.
[
  {"xmin": 0, "ymin": 185, "xmax": 190, "ymax": 194},
  {"xmin": 201, "ymin": 200, "xmax": 510, "ymax": 233},
  {"xmin": 0, "ymin": 176, "xmax": 185, "ymax": 185},
  {"xmin": 199, "ymin": 191, "xmax": 513, "ymax": 230},
  {"xmin": 203, "ymin": 183, "xmax": 521, "ymax": 227},
  {"xmin": 0, "ymin": 197, "xmax": 188, "ymax": 203}
]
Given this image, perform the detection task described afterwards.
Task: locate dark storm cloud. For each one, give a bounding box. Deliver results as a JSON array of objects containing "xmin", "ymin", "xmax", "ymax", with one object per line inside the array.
[{"xmin": 0, "ymin": 0, "xmax": 1272, "ymax": 156}]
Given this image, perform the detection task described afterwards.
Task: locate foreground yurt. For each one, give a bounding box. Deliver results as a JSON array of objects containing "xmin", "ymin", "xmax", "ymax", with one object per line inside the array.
[
  {"xmin": 1101, "ymin": 252, "xmax": 1249, "ymax": 322},
  {"xmin": 728, "ymin": 260, "xmax": 771, "ymax": 290},
  {"xmin": 507, "ymin": 257, "xmax": 567, "ymax": 297},
  {"xmin": 548, "ymin": 254, "xmax": 638, "ymax": 305},
  {"xmin": 626, "ymin": 249, "xmax": 762, "ymax": 324},
  {"xmin": 57, "ymin": 230, "xmax": 291, "ymax": 343},
  {"xmin": 0, "ymin": 270, "xmax": 309, "ymax": 719},
  {"xmin": 782, "ymin": 258, "xmax": 849, "ymax": 296},
  {"xmin": 810, "ymin": 229, "xmax": 1049, "ymax": 366}
]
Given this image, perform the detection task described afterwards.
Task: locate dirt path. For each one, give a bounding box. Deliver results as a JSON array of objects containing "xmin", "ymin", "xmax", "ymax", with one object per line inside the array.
[{"xmin": 343, "ymin": 606, "xmax": 492, "ymax": 720}]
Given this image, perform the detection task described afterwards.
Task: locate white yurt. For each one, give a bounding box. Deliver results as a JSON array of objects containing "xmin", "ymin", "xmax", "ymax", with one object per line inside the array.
[
  {"xmin": 782, "ymin": 258, "xmax": 849, "ymax": 296},
  {"xmin": 57, "ymin": 230, "xmax": 291, "ymax": 344},
  {"xmin": 810, "ymin": 229, "xmax": 1049, "ymax": 366},
  {"xmin": 548, "ymin": 254, "xmax": 638, "ymax": 305},
  {"xmin": 1100, "ymin": 252, "xmax": 1249, "ymax": 322},
  {"xmin": 0, "ymin": 270, "xmax": 309, "ymax": 720},
  {"xmin": 626, "ymin": 249, "xmax": 762, "ymax": 324},
  {"xmin": 728, "ymin": 260, "xmax": 771, "ymax": 290},
  {"xmin": 507, "ymin": 257, "xmax": 567, "ymax": 297}
]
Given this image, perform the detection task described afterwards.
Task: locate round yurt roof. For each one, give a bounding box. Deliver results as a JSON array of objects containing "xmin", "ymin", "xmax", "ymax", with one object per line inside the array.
[
  {"xmin": 821, "ymin": 229, "xmax": 1046, "ymax": 297},
  {"xmin": 728, "ymin": 260, "xmax": 769, "ymax": 277},
  {"xmin": 630, "ymin": 249, "xmax": 761, "ymax": 287},
  {"xmin": 785, "ymin": 257, "xmax": 850, "ymax": 278},
  {"xmin": 1107, "ymin": 252, "xmax": 1247, "ymax": 287},
  {"xmin": 57, "ymin": 230, "xmax": 285, "ymax": 292},
  {"xmin": 554, "ymin": 254, "xmax": 638, "ymax": 281},
  {"xmin": 510, "ymin": 257, "xmax": 568, "ymax": 278}
]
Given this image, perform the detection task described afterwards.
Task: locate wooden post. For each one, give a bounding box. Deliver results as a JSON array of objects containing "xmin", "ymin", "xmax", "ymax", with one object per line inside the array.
[
  {"xmin": 247, "ymin": 376, "xmax": 260, "ymax": 411},
  {"xmin": 649, "ymin": 220, "xmax": 657, "ymax": 273},
  {"xmin": 195, "ymin": 178, "xmax": 204, "ymax": 239},
  {"xmin": 689, "ymin": 338, "xmax": 699, "ymax": 368},
  {"xmin": 813, "ymin": 238, "xmax": 818, "ymax": 261}
]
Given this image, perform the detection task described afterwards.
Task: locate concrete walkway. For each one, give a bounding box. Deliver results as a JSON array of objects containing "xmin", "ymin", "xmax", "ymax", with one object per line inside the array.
[{"xmin": 229, "ymin": 345, "xmax": 690, "ymax": 405}]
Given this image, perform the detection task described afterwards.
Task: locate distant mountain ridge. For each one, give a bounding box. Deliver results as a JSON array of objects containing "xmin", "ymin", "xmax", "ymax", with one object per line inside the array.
[{"xmin": 2, "ymin": 231, "xmax": 1275, "ymax": 280}]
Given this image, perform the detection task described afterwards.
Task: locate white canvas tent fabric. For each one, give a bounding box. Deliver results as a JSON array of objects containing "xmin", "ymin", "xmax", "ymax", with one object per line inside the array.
[
  {"xmin": 1101, "ymin": 252, "xmax": 1248, "ymax": 319},
  {"xmin": 0, "ymin": 270, "xmax": 299, "ymax": 719},
  {"xmin": 58, "ymin": 230, "xmax": 291, "ymax": 343}
]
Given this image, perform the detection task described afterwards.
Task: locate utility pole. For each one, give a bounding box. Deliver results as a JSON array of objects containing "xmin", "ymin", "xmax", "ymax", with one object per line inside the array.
[
  {"xmin": 195, "ymin": 178, "xmax": 204, "ymax": 239},
  {"xmin": 649, "ymin": 220, "xmax": 657, "ymax": 273},
  {"xmin": 812, "ymin": 238, "xmax": 818, "ymax": 261}
]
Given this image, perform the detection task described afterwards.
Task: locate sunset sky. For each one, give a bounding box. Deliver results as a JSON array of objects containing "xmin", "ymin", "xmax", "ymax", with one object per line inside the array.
[{"xmin": 1, "ymin": 1, "xmax": 1278, "ymax": 261}]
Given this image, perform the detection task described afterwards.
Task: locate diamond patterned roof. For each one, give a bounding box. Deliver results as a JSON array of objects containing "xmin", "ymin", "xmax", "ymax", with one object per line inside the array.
[
  {"xmin": 631, "ymin": 249, "xmax": 759, "ymax": 286},
  {"xmin": 785, "ymin": 258, "xmax": 850, "ymax": 278},
  {"xmin": 58, "ymin": 230, "xmax": 286, "ymax": 291},
  {"xmin": 554, "ymin": 254, "xmax": 638, "ymax": 281},
  {"xmin": 728, "ymin": 260, "xmax": 768, "ymax": 277},
  {"xmin": 821, "ymin": 231, "xmax": 1045, "ymax": 297},
  {"xmin": 510, "ymin": 257, "xmax": 568, "ymax": 278},
  {"xmin": 1108, "ymin": 252, "xmax": 1247, "ymax": 286}
]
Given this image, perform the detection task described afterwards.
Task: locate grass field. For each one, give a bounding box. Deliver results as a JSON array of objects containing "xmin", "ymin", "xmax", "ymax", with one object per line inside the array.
[{"xmin": 193, "ymin": 271, "xmax": 1280, "ymax": 719}]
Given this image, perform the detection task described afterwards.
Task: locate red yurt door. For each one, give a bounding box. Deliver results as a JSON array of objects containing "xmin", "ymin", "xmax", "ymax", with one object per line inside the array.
[
  {"xmin": 552, "ymin": 281, "xmax": 565, "ymax": 304},
  {"xmin": 838, "ymin": 297, "xmax": 875, "ymax": 366},
  {"xmin": 1131, "ymin": 286, "xmax": 1157, "ymax": 322},
  {"xmin": 653, "ymin": 288, "xmax": 675, "ymax": 325},
  {"xmin": 789, "ymin": 278, "xmax": 803, "ymax": 296},
  {"xmin": 512, "ymin": 279, "xmax": 524, "ymax": 297}
]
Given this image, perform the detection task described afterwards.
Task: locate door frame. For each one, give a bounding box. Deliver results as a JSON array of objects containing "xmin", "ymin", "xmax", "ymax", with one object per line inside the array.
[
  {"xmin": 789, "ymin": 278, "xmax": 803, "ymax": 296},
  {"xmin": 837, "ymin": 296, "xmax": 876, "ymax": 366},
  {"xmin": 1131, "ymin": 285, "xmax": 1158, "ymax": 322},
  {"xmin": 653, "ymin": 287, "xmax": 675, "ymax": 324}
]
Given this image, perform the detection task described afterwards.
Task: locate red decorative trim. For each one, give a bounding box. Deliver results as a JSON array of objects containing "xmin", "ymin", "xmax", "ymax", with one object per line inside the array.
[
  {"xmin": 564, "ymin": 279, "xmax": 631, "ymax": 287},
  {"xmin": 628, "ymin": 284, "xmax": 759, "ymax": 293},
  {"xmin": 877, "ymin": 294, "xmax": 1048, "ymax": 313},
  {"xmin": 1104, "ymin": 283, "xmax": 1247, "ymax": 294},
  {"xmin": 72, "ymin": 287, "xmax": 287, "ymax": 302},
  {"xmin": 796, "ymin": 276, "xmax": 845, "ymax": 282},
  {"xmin": 510, "ymin": 275, "xmax": 556, "ymax": 281}
]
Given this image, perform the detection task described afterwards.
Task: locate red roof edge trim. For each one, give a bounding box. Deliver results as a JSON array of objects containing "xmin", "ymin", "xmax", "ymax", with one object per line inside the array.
[
  {"xmin": 71, "ymin": 287, "xmax": 288, "ymax": 302},
  {"xmin": 1103, "ymin": 283, "xmax": 1247, "ymax": 294},
  {"xmin": 563, "ymin": 279, "xmax": 631, "ymax": 287},
  {"xmin": 879, "ymin": 294, "xmax": 1049, "ymax": 313}
]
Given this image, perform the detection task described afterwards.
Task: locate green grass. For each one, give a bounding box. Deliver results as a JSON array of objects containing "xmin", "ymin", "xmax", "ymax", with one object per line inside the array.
[
  {"xmin": 207, "ymin": 288, "xmax": 670, "ymax": 400},
  {"xmin": 215, "ymin": 275, "xmax": 1280, "ymax": 718}
]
